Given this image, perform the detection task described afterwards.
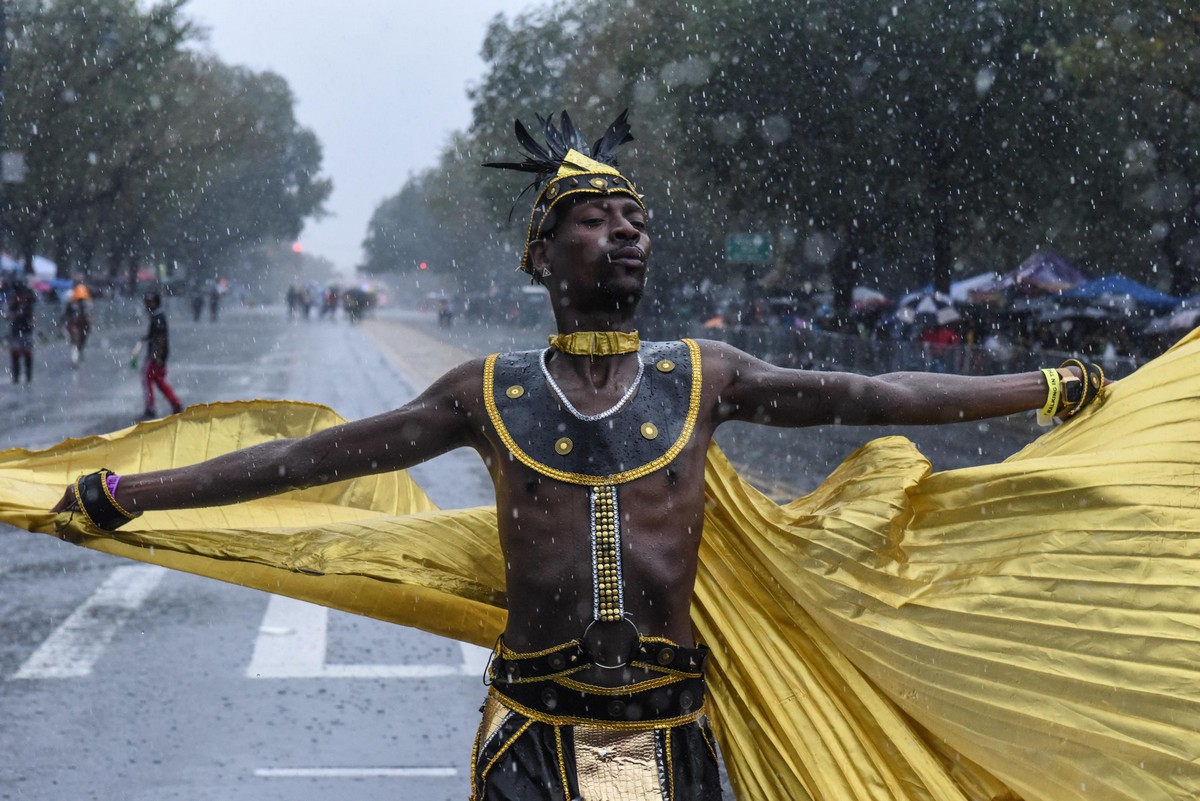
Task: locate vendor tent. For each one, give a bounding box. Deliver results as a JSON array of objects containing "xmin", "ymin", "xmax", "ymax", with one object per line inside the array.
[
  {"xmin": 1006, "ymin": 250, "xmax": 1087, "ymax": 295},
  {"xmin": 950, "ymin": 272, "xmax": 1003, "ymax": 303},
  {"xmin": 1063, "ymin": 275, "xmax": 1178, "ymax": 311}
]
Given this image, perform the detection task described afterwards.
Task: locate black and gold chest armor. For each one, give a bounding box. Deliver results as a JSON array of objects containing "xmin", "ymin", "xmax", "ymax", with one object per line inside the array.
[
  {"xmin": 483, "ymin": 339, "xmax": 702, "ymax": 667},
  {"xmin": 484, "ymin": 340, "xmax": 701, "ymax": 483}
]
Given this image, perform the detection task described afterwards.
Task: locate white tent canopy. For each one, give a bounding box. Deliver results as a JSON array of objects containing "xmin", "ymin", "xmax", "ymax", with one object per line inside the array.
[
  {"xmin": 0, "ymin": 253, "xmax": 57, "ymax": 277},
  {"xmin": 950, "ymin": 271, "xmax": 1003, "ymax": 303}
]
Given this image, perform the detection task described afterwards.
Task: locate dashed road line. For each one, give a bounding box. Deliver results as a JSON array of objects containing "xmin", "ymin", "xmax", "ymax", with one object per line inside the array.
[
  {"xmin": 12, "ymin": 565, "xmax": 166, "ymax": 679},
  {"xmin": 246, "ymin": 593, "xmax": 490, "ymax": 679},
  {"xmin": 255, "ymin": 767, "xmax": 457, "ymax": 778}
]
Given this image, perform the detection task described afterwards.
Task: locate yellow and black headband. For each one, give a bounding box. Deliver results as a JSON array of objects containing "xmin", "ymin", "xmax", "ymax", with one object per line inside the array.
[{"xmin": 484, "ymin": 110, "xmax": 645, "ymax": 276}]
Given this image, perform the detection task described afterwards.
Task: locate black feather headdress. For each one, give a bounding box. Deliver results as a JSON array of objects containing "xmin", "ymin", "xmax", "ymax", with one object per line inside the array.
[{"xmin": 484, "ymin": 110, "xmax": 644, "ymax": 277}]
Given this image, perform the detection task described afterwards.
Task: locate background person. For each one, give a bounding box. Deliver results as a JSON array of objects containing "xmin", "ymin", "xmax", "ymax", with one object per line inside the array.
[
  {"xmin": 6, "ymin": 277, "xmax": 37, "ymax": 384},
  {"xmin": 138, "ymin": 291, "xmax": 184, "ymax": 418},
  {"xmin": 61, "ymin": 293, "xmax": 91, "ymax": 367}
]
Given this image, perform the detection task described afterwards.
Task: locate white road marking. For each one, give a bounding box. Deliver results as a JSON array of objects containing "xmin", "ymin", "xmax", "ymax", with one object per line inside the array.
[
  {"xmin": 246, "ymin": 592, "xmax": 327, "ymax": 677},
  {"xmin": 246, "ymin": 594, "xmax": 491, "ymax": 679},
  {"xmin": 12, "ymin": 569, "xmax": 489, "ymax": 681},
  {"xmin": 255, "ymin": 767, "xmax": 457, "ymax": 778},
  {"xmin": 12, "ymin": 565, "xmax": 166, "ymax": 679}
]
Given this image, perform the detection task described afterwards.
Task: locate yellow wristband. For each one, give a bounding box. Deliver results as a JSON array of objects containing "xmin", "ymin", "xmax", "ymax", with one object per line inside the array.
[{"xmin": 1037, "ymin": 367, "xmax": 1061, "ymax": 426}]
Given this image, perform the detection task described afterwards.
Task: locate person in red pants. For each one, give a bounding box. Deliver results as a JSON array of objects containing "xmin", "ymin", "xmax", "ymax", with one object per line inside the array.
[{"xmin": 139, "ymin": 291, "xmax": 183, "ymax": 419}]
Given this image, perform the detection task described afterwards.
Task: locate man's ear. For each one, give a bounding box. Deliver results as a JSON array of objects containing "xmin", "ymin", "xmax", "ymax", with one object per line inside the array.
[{"xmin": 529, "ymin": 239, "xmax": 551, "ymax": 278}]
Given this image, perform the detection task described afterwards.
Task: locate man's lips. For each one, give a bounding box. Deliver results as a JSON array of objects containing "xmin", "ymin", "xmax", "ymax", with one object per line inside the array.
[{"xmin": 607, "ymin": 246, "xmax": 646, "ymax": 267}]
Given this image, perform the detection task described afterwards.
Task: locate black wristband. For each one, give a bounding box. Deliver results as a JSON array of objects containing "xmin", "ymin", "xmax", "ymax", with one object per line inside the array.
[
  {"xmin": 74, "ymin": 469, "xmax": 140, "ymax": 531},
  {"xmin": 1061, "ymin": 373, "xmax": 1084, "ymax": 408},
  {"xmin": 1058, "ymin": 359, "xmax": 1105, "ymax": 419}
]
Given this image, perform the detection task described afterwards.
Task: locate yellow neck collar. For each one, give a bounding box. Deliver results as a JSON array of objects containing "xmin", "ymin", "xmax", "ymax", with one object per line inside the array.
[{"xmin": 548, "ymin": 330, "xmax": 641, "ymax": 357}]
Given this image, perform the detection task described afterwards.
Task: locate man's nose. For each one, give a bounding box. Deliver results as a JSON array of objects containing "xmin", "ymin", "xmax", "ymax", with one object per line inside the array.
[{"xmin": 613, "ymin": 216, "xmax": 639, "ymax": 239}]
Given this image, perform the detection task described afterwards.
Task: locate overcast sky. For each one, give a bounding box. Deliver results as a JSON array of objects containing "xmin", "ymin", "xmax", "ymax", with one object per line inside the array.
[{"xmin": 182, "ymin": 0, "xmax": 538, "ymax": 275}]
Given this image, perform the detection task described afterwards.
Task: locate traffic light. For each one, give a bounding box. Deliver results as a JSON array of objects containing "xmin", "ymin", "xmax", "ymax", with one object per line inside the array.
[{"xmin": 419, "ymin": 261, "xmax": 428, "ymax": 270}]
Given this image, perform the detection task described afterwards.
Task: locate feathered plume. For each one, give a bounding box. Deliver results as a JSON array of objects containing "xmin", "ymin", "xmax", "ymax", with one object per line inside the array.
[
  {"xmin": 484, "ymin": 110, "xmax": 635, "ymax": 201},
  {"xmin": 484, "ymin": 110, "xmax": 642, "ymax": 276},
  {"xmin": 589, "ymin": 109, "xmax": 634, "ymax": 167}
]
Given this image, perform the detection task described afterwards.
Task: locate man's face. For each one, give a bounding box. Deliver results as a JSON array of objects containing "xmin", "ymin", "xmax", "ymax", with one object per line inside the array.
[{"xmin": 533, "ymin": 196, "xmax": 651, "ymax": 313}]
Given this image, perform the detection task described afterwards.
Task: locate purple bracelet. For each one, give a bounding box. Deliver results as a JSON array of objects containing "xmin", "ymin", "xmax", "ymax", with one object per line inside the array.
[{"xmin": 105, "ymin": 473, "xmax": 121, "ymax": 496}]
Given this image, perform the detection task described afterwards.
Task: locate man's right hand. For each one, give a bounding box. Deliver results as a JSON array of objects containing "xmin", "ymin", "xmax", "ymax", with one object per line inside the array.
[{"xmin": 50, "ymin": 485, "xmax": 79, "ymax": 514}]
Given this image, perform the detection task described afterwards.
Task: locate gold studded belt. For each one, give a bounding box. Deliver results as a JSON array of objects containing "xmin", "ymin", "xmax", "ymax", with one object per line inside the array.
[
  {"xmin": 486, "ymin": 636, "xmax": 710, "ymax": 726},
  {"xmin": 488, "ymin": 636, "xmax": 708, "ymax": 683}
]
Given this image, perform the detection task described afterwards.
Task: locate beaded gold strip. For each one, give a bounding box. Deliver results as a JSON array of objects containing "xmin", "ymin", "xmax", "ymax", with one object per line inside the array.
[
  {"xmin": 627, "ymin": 661, "xmax": 705, "ymax": 679},
  {"xmin": 482, "ymin": 338, "xmax": 703, "ymax": 486},
  {"xmin": 499, "ymin": 639, "xmax": 583, "ymax": 660},
  {"xmin": 554, "ymin": 726, "xmax": 572, "ymax": 801},
  {"xmin": 592, "ymin": 485, "xmax": 623, "ymax": 621},
  {"xmin": 555, "ymin": 673, "xmax": 684, "ymax": 696},
  {"xmin": 470, "ymin": 695, "xmax": 519, "ymax": 801},
  {"xmin": 699, "ymin": 720, "xmax": 719, "ymax": 767},
  {"xmin": 664, "ymin": 727, "xmax": 676, "ymax": 801},
  {"xmin": 98, "ymin": 470, "xmax": 137, "ymax": 519},
  {"xmin": 495, "ymin": 667, "xmax": 590, "ymax": 685},
  {"xmin": 477, "ymin": 717, "xmax": 534, "ymax": 790},
  {"xmin": 71, "ymin": 476, "xmax": 98, "ymax": 530}
]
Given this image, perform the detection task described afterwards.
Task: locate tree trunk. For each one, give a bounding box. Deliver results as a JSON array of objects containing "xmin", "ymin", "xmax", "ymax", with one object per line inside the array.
[{"xmin": 830, "ymin": 228, "xmax": 855, "ymax": 317}]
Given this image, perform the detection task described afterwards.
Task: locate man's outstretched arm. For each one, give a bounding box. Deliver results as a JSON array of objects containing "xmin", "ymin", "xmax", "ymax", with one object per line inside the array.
[
  {"xmin": 52, "ymin": 360, "xmax": 482, "ymax": 517},
  {"xmin": 703, "ymin": 340, "xmax": 1097, "ymax": 428}
]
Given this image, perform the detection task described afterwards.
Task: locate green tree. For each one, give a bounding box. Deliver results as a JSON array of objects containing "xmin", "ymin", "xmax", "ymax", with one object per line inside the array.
[
  {"xmin": 1057, "ymin": 2, "xmax": 1200, "ymax": 295},
  {"xmin": 369, "ymin": 0, "xmax": 1180, "ymax": 312},
  {"xmin": 361, "ymin": 172, "xmax": 453, "ymax": 276},
  {"xmin": 1, "ymin": 0, "xmax": 191, "ymax": 274},
  {"xmin": 145, "ymin": 57, "xmax": 331, "ymax": 281},
  {"xmin": 0, "ymin": 0, "xmax": 330, "ymax": 286}
]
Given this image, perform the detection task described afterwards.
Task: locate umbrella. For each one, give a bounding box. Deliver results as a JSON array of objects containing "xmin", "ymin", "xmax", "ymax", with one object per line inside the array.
[
  {"xmin": 851, "ymin": 286, "xmax": 891, "ymax": 310},
  {"xmin": 1169, "ymin": 308, "xmax": 1200, "ymax": 331},
  {"xmin": 896, "ymin": 291, "xmax": 960, "ymax": 324}
]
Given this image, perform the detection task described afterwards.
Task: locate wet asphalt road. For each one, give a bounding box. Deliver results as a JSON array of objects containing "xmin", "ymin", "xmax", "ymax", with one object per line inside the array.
[
  {"xmin": 0, "ymin": 299, "xmax": 1043, "ymax": 800},
  {"xmin": 1, "ymin": 299, "xmax": 497, "ymax": 801}
]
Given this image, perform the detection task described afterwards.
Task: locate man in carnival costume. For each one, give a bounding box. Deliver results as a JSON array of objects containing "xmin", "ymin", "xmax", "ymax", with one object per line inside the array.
[{"xmin": 33, "ymin": 111, "xmax": 1198, "ymax": 801}]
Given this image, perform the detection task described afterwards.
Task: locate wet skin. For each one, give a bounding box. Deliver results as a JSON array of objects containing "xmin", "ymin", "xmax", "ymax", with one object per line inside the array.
[{"xmin": 55, "ymin": 197, "xmax": 1062, "ymax": 687}]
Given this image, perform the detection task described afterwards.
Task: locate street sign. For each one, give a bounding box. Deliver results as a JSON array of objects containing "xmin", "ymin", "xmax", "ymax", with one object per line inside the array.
[{"xmin": 725, "ymin": 233, "xmax": 772, "ymax": 264}]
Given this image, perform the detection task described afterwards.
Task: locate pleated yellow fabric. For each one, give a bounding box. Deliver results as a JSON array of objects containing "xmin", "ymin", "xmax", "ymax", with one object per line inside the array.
[{"xmin": 3, "ymin": 332, "xmax": 1199, "ymax": 801}]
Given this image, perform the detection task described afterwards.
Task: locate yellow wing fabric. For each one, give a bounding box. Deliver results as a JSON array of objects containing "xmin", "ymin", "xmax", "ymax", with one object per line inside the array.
[
  {"xmin": 0, "ymin": 400, "xmax": 507, "ymax": 645},
  {"xmin": 2, "ymin": 332, "xmax": 1199, "ymax": 800},
  {"xmin": 695, "ymin": 331, "xmax": 1200, "ymax": 800}
]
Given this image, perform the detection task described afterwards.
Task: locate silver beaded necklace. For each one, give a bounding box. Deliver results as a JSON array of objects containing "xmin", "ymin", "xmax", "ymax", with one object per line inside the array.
[{"xmin": 540, "ymin": 347, "xmax": 645, "ymax": 422}]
